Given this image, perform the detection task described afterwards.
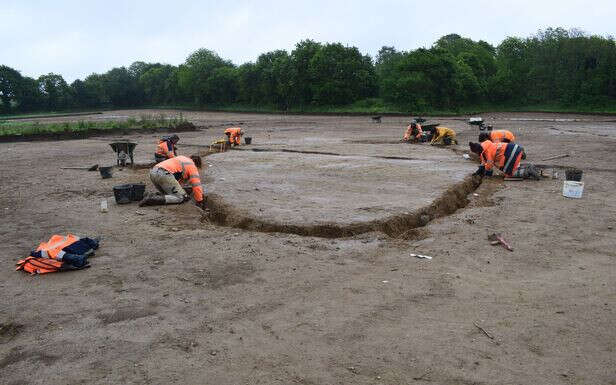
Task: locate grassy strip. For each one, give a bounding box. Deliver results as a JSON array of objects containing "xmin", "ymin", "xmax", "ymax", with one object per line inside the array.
[
  {"xmin": 0, "ymin": 114, "xmax": 191, "ymax": 137},
  {"xmin": 4, "ymin": 100, "xmax": 616, "ymax": 124}
]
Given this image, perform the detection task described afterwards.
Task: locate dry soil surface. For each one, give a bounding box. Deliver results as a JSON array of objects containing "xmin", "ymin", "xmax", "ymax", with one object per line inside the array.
[{"xmin": 0, "ymin": 110, "xmax": 615, "ymax": 385}]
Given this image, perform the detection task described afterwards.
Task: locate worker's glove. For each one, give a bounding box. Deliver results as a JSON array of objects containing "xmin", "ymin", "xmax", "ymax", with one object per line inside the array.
[{"xmin": 473, "ymin": 165, "xmax": 486, "ymax": 176}]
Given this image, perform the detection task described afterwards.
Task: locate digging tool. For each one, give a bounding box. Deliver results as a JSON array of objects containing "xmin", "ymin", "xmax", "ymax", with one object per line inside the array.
[
  {"xmin": 488, "ymin": 233, "xmax": 513, "ymax": 251},
  {"xmin": 540, "ymin": 154, "xmax": 569, "ymax": 162},
  {"xmin": 60, "ymin": 164, "xmax": 99, "ymax": 171}
]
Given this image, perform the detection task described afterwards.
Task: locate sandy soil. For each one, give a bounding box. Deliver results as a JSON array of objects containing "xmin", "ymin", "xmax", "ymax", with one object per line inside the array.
[{"xmin": 0, "ymin": 110, "xmax": 615, "ymax": 385}]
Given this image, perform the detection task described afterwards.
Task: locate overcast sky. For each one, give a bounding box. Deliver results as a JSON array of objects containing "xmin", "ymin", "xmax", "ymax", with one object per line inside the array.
[{"xmin": 2, "ymin": 0, "xmax": 614, "ymax": 82}]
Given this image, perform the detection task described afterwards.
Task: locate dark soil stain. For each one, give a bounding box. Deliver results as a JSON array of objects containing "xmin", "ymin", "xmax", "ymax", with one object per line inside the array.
[
  {"xmin": 0, "ymin": 347, "xmax": 59, "ymax": 369},
  {"xmin": 201, "ymin": 261, "xmax": 256, "ymax": 289},
  {"xmin": 97, "ymin": 307, "xmax": 157, "ymax": 325},
  {"xmin": 0, "ymin": 322, "xmax": 24, "ymax": 344}
]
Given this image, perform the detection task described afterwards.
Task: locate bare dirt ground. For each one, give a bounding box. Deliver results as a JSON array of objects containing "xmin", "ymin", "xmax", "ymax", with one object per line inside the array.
[{"xmin": 1, "ymin": 109, "xmax": 615, "ymax": 385}]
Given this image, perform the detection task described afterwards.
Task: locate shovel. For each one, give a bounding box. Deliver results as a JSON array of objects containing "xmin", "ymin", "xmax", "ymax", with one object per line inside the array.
[{"xmin": 60, "ymin": 164, "xmax": 99, "ymax": 171}]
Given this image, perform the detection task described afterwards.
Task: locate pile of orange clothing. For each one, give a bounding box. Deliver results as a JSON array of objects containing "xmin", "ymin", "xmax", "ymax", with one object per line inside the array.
[{"xmin": 16, "ymin": 234, "xmax": 99, "ymax": 274}]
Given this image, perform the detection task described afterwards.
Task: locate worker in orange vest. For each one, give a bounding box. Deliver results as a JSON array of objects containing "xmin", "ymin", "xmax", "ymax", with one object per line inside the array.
[
  {"xmin": 155, "ymin": 134, "xmax": 179, "ymax": 163},
  {"xmin": 140, "ymin": 155, "xmax": 205, "ymax": 208},
  {"xmin": 403, "ymin": 122, "xmax": 423, "ymax": 142},
  {"xmin": 479, "ymin": 130, "xmax": 515, "ymax": 143},
  {"xmin": 225, "ymin": 127, "xmax": 243, "ymax": 146},
  {"xmin": 469, "ymin": 141, "xmax": 538, "ymax": 179}
]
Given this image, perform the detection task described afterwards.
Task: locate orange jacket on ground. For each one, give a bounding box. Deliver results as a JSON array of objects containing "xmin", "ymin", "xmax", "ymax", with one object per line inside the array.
[
  {"xmin": 225, "ymin": 127, "xmax": 242, "ymax": 145},
  {"xmin": 16, "ymin": 257, "xmax": 65, "ymax": 274},
  {"xmin": 156, "ymin": 140, "xmax": 175, "ymax": 159},
  {"xmin": 403, "ymin": 123, "xmax": 423, "ymax": 141},
  {"xmin": 479, "ymin": 140, "xmax": 524, "ymax": 176},
  {"xmin": 35, "ymin": 234, "xmax": 80, "ymax": 259},
  {"xmin": 489, "ymin": 130, "xmax": 515, "ymax": 143},
  {"xmin": 155, "ymin": 156, "xmax": 204, "ymax": 202},
  {"xmin": 430, "ymin": 126, "xmax": 457, "ymax": 144}
]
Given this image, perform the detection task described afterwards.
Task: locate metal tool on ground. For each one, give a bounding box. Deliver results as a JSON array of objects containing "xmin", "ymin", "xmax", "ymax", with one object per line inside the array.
[
  {"xmin": 541, "ymin": 153, "xmax": 570, "ymax": 162},
  {"xmin": 60, "ymin": 164, "xmax": 99, "ymax": 171},
  {"xmin": 109, "ymin": 142, "xmax": 137, "ymax": 167},
  {"xmin": 488, "ymin": 233, "xmax": 513, "ymax": 251},
  {"xmin": 411, "ymin": 253, "xmax": 433, "ymax": 260}
]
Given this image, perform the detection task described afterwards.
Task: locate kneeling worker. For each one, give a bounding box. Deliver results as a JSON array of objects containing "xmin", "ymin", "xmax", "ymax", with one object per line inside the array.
[
  {"xmin": 479, "ymin": 129, "xmax": 515, "ymax": 143},
  {"xmin": 155, "ymin": 134, "xmax": 179, "ymax": 163},
  {"xmin": 225, "ymin": 127, "xmax": 243, "ymax": 146},
  {"xmin": 403, "ymin": 122, "xmax": 423, "ymax": 142},
  {"xmin": 430, "ymin": 126, "xmax": 458, "ymax": 145},
  {"xmin": 469, "ymin": 141, "xmax": 538, "ymax": 179},
  {"xmin": 140, "ymin": 155, "xmax": 205, "ymax": 208}
]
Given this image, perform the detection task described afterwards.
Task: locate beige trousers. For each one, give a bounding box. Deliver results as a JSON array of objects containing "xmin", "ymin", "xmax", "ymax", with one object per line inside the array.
[{"xmin": 150, "ymin": 168, "xmax": 187, "ymax": 204}]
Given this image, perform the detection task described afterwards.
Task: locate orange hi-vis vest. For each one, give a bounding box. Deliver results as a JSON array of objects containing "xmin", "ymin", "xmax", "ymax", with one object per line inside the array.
[
  {"xmin": 225, "ymin": 127, "xmax": 242, "ymax": 145},
  {"xmin": 16, "ymin": 257, "xmax": 65, "ymax": 274},
  {"xmin": 155, "ymin": 156, "xmax": 204, "ymax": 202},
  {"xmin": 36, "ymin": 234, "xmax": 79, "ymax": 259},
  {"xmin": 156, "ymin": 140, "xmax": 175, "ymax": 159},
  {"xmin": 489, "ymin": 130, "xmax": 515, "ymax": 143},
  {"xmin": 403, "ymin": 124, "xmax": 423, "ymax": 141},
  {"xmin": 16, "ymin": 234, "xmax": 80, "ymax": 274},
  {"xmin": 480, "ymin": 140, "xmax": 524, "ymax": 176}
]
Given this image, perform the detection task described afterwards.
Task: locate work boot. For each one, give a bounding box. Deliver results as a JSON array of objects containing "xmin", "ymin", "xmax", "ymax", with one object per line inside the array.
[{"xmin": 139, "ymin": 193, "xmax": 166, "ymax": 206}]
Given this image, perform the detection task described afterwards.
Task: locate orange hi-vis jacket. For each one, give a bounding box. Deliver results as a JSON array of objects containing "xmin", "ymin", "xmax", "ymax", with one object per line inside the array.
[
  {"xmin": 489, "ymin": 130, "xmax": 515, "ymax": 143},
  {"xmin": 225, "ymin": 127, "xmax": 242, "ymax": 145},
  {"xmin": 480, "ymin": 140, "xmax": 524, "ymax": 177},
  {"xmin": 155, "ymin": 156, "xmax": 204, "ymax": 202},
  {"xmin": 36, "ymin": 234, "xmax": 80, "ymax": 259},
  {"xmin": 156, "ymin": 140, "xmax": 176, "ymax": 159},
  {"xmin": 403, "ymin": 123, "xmax": 423, "ymax": 141},
  {"xmin": 16, "ymin": 234, "xmax": 80, "ymax": 274}
]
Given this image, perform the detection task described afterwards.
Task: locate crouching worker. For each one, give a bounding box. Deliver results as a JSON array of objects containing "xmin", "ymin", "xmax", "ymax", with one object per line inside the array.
[
  {"xmin": 140, "ymin": 155, "xmax": 205, "ymax": 208},
  {"xmin": 155, "ymin": 134, "xmax": 179, "ymax": 163},
  {"xmin": 225, "ymin": 127, "xmax": 243, "ymax": 146},
  {"xmin": 469, "ymin": 141, "xmax": 539, "ymax": 179},
  {"xmin": 479, "ymin": 129, "xmax": 515, "ymax": 143},
  {"xmin": 403, "ymin": 122, "xmax": 423, "ymax": 142},
  {"xmin": 430, "ymin": 126, "xmax": 458, "ymax": 145}
]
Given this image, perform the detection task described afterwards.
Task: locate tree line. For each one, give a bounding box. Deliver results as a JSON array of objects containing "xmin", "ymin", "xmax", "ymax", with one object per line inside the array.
[{"xmin": 1, "ymin": 28, "xmax": 615, "ymax": 114}]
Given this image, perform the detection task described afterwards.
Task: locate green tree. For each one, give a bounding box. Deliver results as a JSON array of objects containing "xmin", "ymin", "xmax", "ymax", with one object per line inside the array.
[
  {"xmin": 37, "ymin": 73, "xmax": 71, "ymax": 110},
  {"xmin": 0, "ymin": 65, "xmax": 23, "ymax": 113}
]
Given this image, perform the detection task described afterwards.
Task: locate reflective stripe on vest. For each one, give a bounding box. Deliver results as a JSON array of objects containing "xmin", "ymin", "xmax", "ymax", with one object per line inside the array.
[
  {"xmin": 37, "ymin": 234, "xmax": 80, "ymax": 259},
  {"xmin": 502, "ymin": 144, "xmax": 519, "ymax": 174}
]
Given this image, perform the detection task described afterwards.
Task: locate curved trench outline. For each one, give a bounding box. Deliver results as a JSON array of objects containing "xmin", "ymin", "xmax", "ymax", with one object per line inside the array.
[{"xmin": 204, "ymin": 175, "xmax": 482, "ymax": 238}]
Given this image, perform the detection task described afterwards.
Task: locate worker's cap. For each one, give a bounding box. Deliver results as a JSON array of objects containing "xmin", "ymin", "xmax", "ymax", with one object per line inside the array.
[{"xmin": 469, "ymin": 142, "xmax": 483, "ymax": 154}]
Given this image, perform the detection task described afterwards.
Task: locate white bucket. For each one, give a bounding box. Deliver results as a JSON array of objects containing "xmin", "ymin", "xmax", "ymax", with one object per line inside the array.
[{"xmin": 563, "ymin": 180, "xmax": 584, "ymax": 199}]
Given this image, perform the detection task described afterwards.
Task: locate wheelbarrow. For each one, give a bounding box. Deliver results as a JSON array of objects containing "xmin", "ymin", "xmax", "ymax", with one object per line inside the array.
[{"xmin": 109, "ymin": 142, "xmax": 137, "ymax": 167}]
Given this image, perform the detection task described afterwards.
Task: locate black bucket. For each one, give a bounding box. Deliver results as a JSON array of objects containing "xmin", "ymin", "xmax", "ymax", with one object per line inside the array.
[
  {"xmin": 244, "ymin": 136, "xmax": 252, "ymax": 145},
  {"xmin": 99, "ymin": 166, "xmax": 113, "ymax": 179},
  {"xmin": 113, "ymin": 184, "xmax": 132, "ymax": 204},
  {"xmin": 130, "ymin": 183, "xmax": 146, "ymax": 201},
  {"xmin": 565, "ymin": 168, "xmax": 583, "ymax": 181}
]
